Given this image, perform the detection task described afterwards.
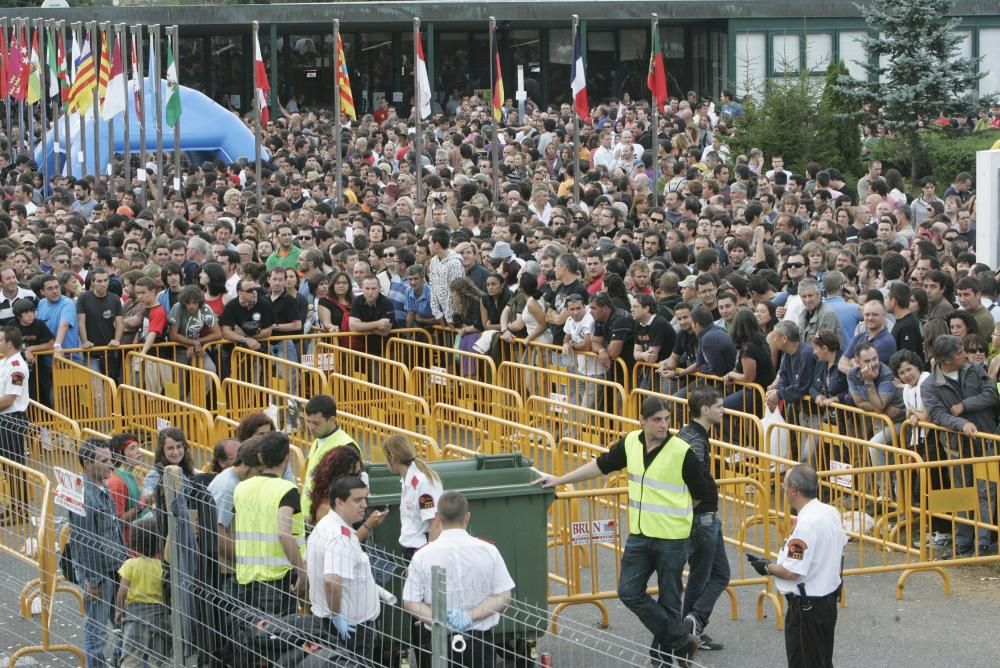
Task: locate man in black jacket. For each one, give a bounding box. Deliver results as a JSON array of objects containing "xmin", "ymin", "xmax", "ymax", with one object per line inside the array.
[
  {"xmin": 679, "ymin": 386, "xmax": 730, "ymax": 652},
  {"xmin": 921, "ymin": 335, "xmax": 1000, "ymax": 557}
]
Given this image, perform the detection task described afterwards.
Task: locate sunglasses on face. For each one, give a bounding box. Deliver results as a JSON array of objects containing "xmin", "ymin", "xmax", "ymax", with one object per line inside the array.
[{"xmin": 786, "ymin": 262, "xmax": 805, "ymax": 269}]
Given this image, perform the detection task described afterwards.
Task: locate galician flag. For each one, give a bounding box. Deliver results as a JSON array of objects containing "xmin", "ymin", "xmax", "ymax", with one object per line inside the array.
[
  {"xmin": 647, "ymin": 26, "xmax": 668, "ymax": 113},
  {"xmin": 253, "ymin": 31, "xmax": 270, "ymax": 124},
  {"xmin": 571, "ymin": 27, "xmax": 589, "ymax": 121},
  {"xmin": 415, "ymin": 29, "xmax": 431, "ymax": 120},
  {"xmin": 26, "ymin": 30, "xmax": 41, "ymax": 105},
  {"xmin": 101, "ymin": 35, "xmax": 127, "ymax": 121},
  {"xmin": 165, "ymin": 33, "xmax": 181, "ymax": 127}
]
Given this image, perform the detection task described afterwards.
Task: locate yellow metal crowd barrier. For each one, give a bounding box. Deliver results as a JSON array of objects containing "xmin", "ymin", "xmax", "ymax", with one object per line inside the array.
[
  {"xmin": 219, "ymin": 378, "xmax": 313, "ymax": 452},
  {"xmin": 52, "ymin": 356, "xmax": 119, "ymax": 435},
  {"xmin": 315, "ymin": 342, "xmax": 411, "ymax": 395},
  {"xmin": 431, "ymin": 403, "xmax": 557, "ymax": 470},
  {"xmin": 230, "ymin": 347, "xmax": 329, "ymax": 401},
  {"xmin": 498, "ymin": 360, "xmax": 628, "ymax": 415},
  {"xmin": 116, "ymin": 385, "xmax": 216, "ymax": 470},
  {"xmin": 384, "ymin": 337, "xmax": 497, "ymax": 384},
  {"xmin": 335, "ymin": 410, "xmax": 441, "ymax": 464},
  {"xmin": 125, "ymin": 351, "xmax": 224, "ymax": 413},
  {"xmin": 26, "ymin": 400, "xmax": 85, "ymax": 485},
  {"xmin": 409, "ymin": 366, "xmax": 523, "ymax": 424},
  {"xmin": 328, "ymin": 372, "xmax": 431, "ymax": 435},
  {"xmin": 525, "ymin": 395, "xmax": 638, "ymax": 448}
]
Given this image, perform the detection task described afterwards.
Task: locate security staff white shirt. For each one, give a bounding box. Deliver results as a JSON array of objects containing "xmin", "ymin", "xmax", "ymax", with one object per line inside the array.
[
  {"xmin": 773, "ymin": 498, "xmax": 847, "ymax": 597},
  {"xmin": 0, "ymin": 352, "xmax": 30, "ymax": 413},
  {"xmin": 399, "ymin": 462, "xmax": 443, "ymax": 549},
  {"xmin": 306, "ymin": 510, "xmax": 379, "ymax": 624},
  {"xmin": 403, "ymin": 528, "xmax": 515, "ymax": 632}
]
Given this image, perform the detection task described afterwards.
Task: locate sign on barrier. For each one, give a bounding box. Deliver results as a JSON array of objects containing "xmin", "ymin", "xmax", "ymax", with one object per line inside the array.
[
  {"xmin": 53, "ymin": 467, "xmax": 85, "ymax": 516},
  {"xmin": 571, "ymin": 519, "xmax": 618, "ymax": 545}
]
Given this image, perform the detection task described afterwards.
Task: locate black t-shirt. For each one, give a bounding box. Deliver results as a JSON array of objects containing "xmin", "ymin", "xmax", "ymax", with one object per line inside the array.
[
  {"xmin": 634, "ymin": 315, "xmax": 676, "ymax": 364},
  {"xmin": 220, "ymin": 297, "xmax": 276, "ymax": 338},
  {"xmin": 350, "ymin": 294, "xmax": 396, "ymax": 355},
  {"xmin": 76, "ymin": 291, "xmax": 123, "ymax": 345},
  {"xmin": 739, "ymin": 339, "xmax": 776, "ymax": 389},
  {"xmin": 892, "ymin": 312, "xmax": 924, "ymax": 362},
  {"xmin": 548, "ymin": 279, "xmax": 590, "ymax": 344},
  {"xmin": 594, "ymin": 307, "xmax": 635, "ymax": 375},
  {"xmin": 17, "ymin": 318, "xmax": 53, "ymax": 351},
  {"xmin": 672, "ymin": 329, "xmax": 699, "ymax": 367},
  {"xmin": 266, "ymin": 292, "xmax": 303, "ymax": 335}
]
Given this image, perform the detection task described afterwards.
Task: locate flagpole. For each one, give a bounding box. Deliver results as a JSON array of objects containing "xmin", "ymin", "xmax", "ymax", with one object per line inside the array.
[
  {"xmin": 26, "ymin": 21, "xmax": 37, "ymax": 161},
  {"xmin": 332, "ymin": 19, "xmax": 343, "ymax": 207},
  {"xmin": 252, "ymin": 21, "xmax": 261, "ymax": 206},
  {"xmin": 72, "ymin": 22, "xmax": 89, "ymax": 177},
  {"xmin": 170, "ymin": 25, "xmax": 180, "ymax": 197},
  {"xmin": 88, "ymin": 21, "xmax": 100, "ymax": 178},
  {"xmin": 1, "ymin": 19, "xmax": 9, "ymax": 147},
  {"xmin": 46, "ymin": 20, "xmax": 59, "ymax": 183},
  {"xmin": 489, "ymin": 16, "xmax": 500, "ymax": 203},
  {"xmin": 413, "ymin": 18, "xmax": 422, "ymax": 207},
  {"xmin": 571, "ymin": 15, "xmax": 581, "ymax": 204},
  {"xmin": 650, "ymin": 14, "xmax": 659, "ymax": 211},
  {"xmin": 119, "ymin": 24, "xmax": 129, "ymax": 194},
  {"xmin": 134, "ymin": 24, "xmax": 146, "ymax": 208},
  {"xmin": 59, "ymin": 21, "xmax": 71, "ymax": 178},
  {"xmin": 102, "ymin": 22, "xmax": 113, "ymax": 179},
  {"xmin": 35, "ymin": 19, "xmax": 48, "ymax": 196},
  {"xmin": 151, "ymin": 24, "xmax": 163, "ymax": 209}
]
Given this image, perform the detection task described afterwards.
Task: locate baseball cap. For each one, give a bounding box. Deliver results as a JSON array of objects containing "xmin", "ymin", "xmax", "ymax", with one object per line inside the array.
[
  {"xmin": 20, "ymin": 233, "xmax": 37, "ymax": 245},
  {"xmin": 489, "ymin": 241, "xmax": 514, "ymax": 260},
  {"xmin": 678, "ymin": 275, "xmax": 698, "ymax": 289}
]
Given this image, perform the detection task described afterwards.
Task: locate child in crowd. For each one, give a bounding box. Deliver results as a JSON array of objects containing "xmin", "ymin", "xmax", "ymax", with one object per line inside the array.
[{"xmin": 115, "ymin": 517, "xmax": 170, "ymax": 668}]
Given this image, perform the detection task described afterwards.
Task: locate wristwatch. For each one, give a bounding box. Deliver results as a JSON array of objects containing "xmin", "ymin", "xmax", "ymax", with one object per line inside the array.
[{"xmin": 241, "ymin": 336, "xmax": 248, "ymax": 345}]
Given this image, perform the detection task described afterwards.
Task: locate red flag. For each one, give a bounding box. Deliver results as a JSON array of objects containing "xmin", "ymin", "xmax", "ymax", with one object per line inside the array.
[
  {"xmin": 491, "ymin": 27, "xmax": 504, "ymax": 122},
  {"xmin": 647, "ymin": 27, "xmax": 668, "ymax": 113},
  {"xmin": 253, "ymin": 31, "xmax": 270, "ymax": 125},
  {"xmin": 7, "ymin": 28, "xmax": 25, "ymax": 101}
]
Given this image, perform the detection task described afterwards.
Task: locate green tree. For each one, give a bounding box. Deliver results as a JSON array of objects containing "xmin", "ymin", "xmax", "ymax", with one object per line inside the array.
[
  {"xmin": 731, "ymin": 72, "xmax": 819, "ymax": 175},
  {"xmin": 834, "ymin": 0, "xmax": 985, "ymax": 184},
  {"xmin": 814, "ymin": 59, "xmax": 862, "ymax": 179}
]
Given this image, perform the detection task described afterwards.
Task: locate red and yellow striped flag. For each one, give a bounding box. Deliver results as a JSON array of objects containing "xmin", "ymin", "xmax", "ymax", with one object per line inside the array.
[
  {"xmin": 336, "ymin": 34, "xmax": 356, "ymax": 121},
  {"xmin": 97, "ymin": 35, "xmax": 111, "ymax": 104}
]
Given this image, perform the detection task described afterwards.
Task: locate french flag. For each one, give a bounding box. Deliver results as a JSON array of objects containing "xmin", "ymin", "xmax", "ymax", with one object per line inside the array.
[{"xmin": 571, "ymin": 28, "xmax": 589, "ymax": 121}]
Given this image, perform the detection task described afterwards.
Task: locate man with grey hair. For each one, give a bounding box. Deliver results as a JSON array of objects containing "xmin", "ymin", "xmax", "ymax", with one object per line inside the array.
[
  {"xmin": 404, "ymin": 264, "xmax": 435, "ymax": 329},
  {"xmin": 797, "ymin": 278, "xmax": 841, "ymax": 344},
  {"xmin": 822, "ymin": 271, "xmax": 861, "ymax": 351},
  {"xmin": 766, "ymin": 321, "xmax": 816, "ymax": 418},
  {"xmin": 184, "ymin": 236, "xmax": 211, "ymax": 286},
  {"xmin": 921, "ymin": 334, "xmax": 1000, "ymax": 557},
  {"xmin": 747, "ymin": 464, "xmax": 846, "ymax": 668},
  {"xmin": 528, "ymin": 184, "xmax": 553, "ymax": 226}
]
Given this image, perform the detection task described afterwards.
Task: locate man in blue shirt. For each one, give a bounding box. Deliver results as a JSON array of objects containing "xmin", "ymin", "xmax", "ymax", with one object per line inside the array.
[
  {"xmin": 766, "ymin": 321, "xmax": 817, "ymax": 414},
  {"xmin": 37, "ymin": 274, "xmax": 79, "ymax": 353},
  {"xmin": 838, "ymin": 299, "xmax": 896, "ymax": 375},
  {"xmin": 690, "ymin": 305, "xmax": 737, "ymax": 377},
  {"xmin": 404, "ymin": 264, "xmax": 435, "ymax": 329},
  {"xmin": 822, "ymin": 271, "xmax": 861, "ymax": 351},
  {"xmin": 388, "ymin": 248, "xmax": 415, "ymax": 327}
]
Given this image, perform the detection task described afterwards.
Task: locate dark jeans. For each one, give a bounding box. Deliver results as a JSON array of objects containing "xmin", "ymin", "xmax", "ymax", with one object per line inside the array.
[
  {"xmin": 682, "ymin": 513, "xmax": 731, "ymax": 630},
  {"xmin": 414, "ymin": 623, "xmax": 495, "ymax": 668},
  {"xmin": 617, "ymin": 533, "xmax": 689, "ymax": 660},
  {"xmin": 0, "ymin": 411, "xmax": 29, "ymax": 518},
  {"xmin": 234, "ymin": 573, "xmax": 296, "ymax": 668},
  {"xmin": 784, "ymin": 591, "xmax": 838, "ymax": 668}
]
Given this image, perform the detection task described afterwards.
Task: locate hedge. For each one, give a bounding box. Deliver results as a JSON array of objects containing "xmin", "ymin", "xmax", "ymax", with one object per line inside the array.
[{"xmin": 869, "ymin": 129, "xmax": 1000, "ymax": 184}]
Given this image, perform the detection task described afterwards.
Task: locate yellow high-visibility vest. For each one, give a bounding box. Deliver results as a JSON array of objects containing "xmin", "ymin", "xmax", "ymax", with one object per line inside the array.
[
  {"xmin": 624, "ymin": 430, "xmax": 694, "ymax": 539},
  {"xmin": 301, "ymin": 428, "xmax": 358, "ymax": 521},
  {"xmin": 233, "ymin": 475, "xmax": 304, "ymax": 585}
]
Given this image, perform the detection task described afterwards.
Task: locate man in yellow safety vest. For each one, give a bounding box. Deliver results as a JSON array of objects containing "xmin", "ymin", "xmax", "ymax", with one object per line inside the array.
[
  {"xmin": 534, "ymin": 395, "xmax": 712, "ymax": 667},
  {"xmin": 302, "ymin": 394, "xmax": 359, "ymax": 524}
]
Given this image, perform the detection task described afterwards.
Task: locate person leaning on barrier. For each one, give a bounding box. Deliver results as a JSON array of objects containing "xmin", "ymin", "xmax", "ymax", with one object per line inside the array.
[
  {"xmin": 402, "ymin": 490, "xmax": 515, "ymax": 668},
  {"xmin": 747, "ymin": 465, "xmax": 847, "ymax": 668},
  {"xmin": 533, "ymin": 396, "xmax": 710, "ymax": 667},
  {"xmin": 302, "ymin": 394, "xmax": 359, "ymax": 524},
  {"xmin": 0, "ymin": 326, "xmax": 31, "ymax": 525},
  {"xmin": 69, "ymin": 438, "xmax": 128, "ymax": 668},
  {"xmin": 233, "ymin": 431, "xmax": 307, "ymax": 621}
]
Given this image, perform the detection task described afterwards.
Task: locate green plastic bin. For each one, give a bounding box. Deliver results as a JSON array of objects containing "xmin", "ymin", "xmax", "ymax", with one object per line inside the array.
[{"xmin": 366, "ymin": 453, "xmax": 554, "ymax": 662}]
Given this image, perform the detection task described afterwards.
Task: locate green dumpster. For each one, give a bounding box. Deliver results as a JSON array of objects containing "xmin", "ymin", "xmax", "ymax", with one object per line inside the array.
[{"xmin": 365, "ymin": 453, "xmax": 554, "ymax": 664}]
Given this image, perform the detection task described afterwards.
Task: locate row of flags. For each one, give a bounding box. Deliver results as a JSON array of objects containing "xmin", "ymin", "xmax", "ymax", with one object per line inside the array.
[{"xmin": 0, "ymin": 24, "xmax": 182, "ymax": 127}]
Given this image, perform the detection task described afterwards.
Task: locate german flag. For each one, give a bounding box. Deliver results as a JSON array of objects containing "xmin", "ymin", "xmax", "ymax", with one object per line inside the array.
[{"xmin": 490, "ymin": 25, "xmax": 504, "ymax": 121}]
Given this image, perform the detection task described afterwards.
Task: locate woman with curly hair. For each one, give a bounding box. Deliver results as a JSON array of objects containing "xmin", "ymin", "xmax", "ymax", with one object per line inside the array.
[
  {"xmin": 307, "ymin": 445, "xmax": 363, "ymax": 525},
  {"xmin": 235, "ymin": 412, "xmax": 276, "ymax": 443}
]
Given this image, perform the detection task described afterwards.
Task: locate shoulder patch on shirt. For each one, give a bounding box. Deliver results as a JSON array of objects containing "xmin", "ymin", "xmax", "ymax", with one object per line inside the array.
[
  {"xmin": 410, "ymin": 476, "xmax": 420, "ymax": 489},
  {"xmin": 10, "ymin": 360, "xmax": 19, "ymax": 367},
  {"xmin": 10, "ymin": 372, "xmax": 24, "ymax": 386},
  {"xmin": 340, "ymin": 525, "xmax": 352, "ymax": 537},
  {"xmin": 787, "ymin": 538, "xmax": 807, "ymax": 560},
  {"xmin": 418, "ymin": 493, "xmax": 435, "ymax": 510},
  {"xmin": 477, "ymin": 537, "xmax": 496, "ymax": 546}
]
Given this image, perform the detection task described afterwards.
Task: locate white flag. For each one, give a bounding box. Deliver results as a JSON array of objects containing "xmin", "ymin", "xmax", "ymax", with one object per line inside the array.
[{"xmin": 415, "ymin": 30, "xmax": 431, "ymax": 120}]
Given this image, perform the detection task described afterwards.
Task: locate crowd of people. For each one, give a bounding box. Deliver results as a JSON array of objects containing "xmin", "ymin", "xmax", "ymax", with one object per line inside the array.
[{"xmin": 1, "ymin": 82, "xmax": 998, "ymax": 665}]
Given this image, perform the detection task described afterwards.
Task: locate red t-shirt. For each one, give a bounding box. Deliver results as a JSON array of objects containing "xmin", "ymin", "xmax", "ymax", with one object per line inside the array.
[{"xmin": 142, "ymin": 304, "xmax": 168, "ymax": 341}]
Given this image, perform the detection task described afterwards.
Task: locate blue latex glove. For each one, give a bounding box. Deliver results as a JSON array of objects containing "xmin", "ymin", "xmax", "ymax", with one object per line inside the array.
[
  {"xmin": 447, "ymin": 608, "xmax": 473, "ymax": 632},
  {"xmin": 331, "ymin": 614, "xmax": 356, "ymax": 640}
]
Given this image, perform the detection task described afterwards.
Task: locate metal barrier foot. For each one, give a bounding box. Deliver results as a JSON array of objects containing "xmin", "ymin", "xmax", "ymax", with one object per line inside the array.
[
  {"xmin": 9, "ymin": 643, "xmax": 85, "ymax": 667},
  {"xmin": 17, "ymin": 578, "xmax": 41, "ymax": 619},
  {"xmin": 896, "ymin": 566, "xmax": 951, "ymax": 600},
  {"xmin": 724, "ymin": 586, "xmax": 739, "ymax": 620},
  {"xmin": 756, "ymin": 590, "xmax": 784, "ymax": 631},
  {"xmin": 550, "ymin": 600, "xmax": 609, "ymax": 635}
]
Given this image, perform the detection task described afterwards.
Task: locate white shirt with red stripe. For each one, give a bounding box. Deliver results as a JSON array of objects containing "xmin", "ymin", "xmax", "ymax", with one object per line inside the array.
[
  {"xmin": 398, "ymin": 462, "xmax": 443, "ymax": 549},
  {"xmin": 0, "ymin": 353, "xmax": 30, "ymax": 414},
  {"xmin": 306, "ymin": 510, "xmax": 379, "ymax": 624}
]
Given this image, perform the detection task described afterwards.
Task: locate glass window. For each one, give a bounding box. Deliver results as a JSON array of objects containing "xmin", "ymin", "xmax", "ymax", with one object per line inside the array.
[
  {"xmin": 735, "ymin": 32, "xmax": 765, "ymax": 97},
  {"xmin": 772, "ymin": 33, "xmax": 800, "ymax": 73},
  {"xmin": 359, "ymin": 32, "xmax": 393, "ymax": 117},
  {"xmin": 548, "ymin": 29, "xmax": 572, "ymax": 107},
  {"xmin": 980, "ymin": 29, "xmax": 1000, "ymax": 98},
  {"xmin": 510, "ymin": 29, "xmax": 541, "ymax": 92},
  {"xmin": 620, "ymin": 29, "xmax": 646, "ymax": 62},
  {"xmin": 662, "ymin": 26, "xmax": 684, "ymax": 60},
  {"xmin": 178, "ymin": 37, "xmax": 205, "ymax": 94},
  {"xmin": 806, "ymin": 33, "xmax": 832, "ymax": 72},
  {"xmin": 286, "ymin": 35, "xmax": 323, "ymax": 106},
  {"xmin": 838, "ymin": 31, "xmax": 868, "ymax": 80},
  {"xmin": 210, "ymin": 36, "xmax": 243, "ymax": 111},
  {"xmin": 952, "ymin": 30, "xmax": 972, "ymax": 62},
  {"xmin": 438, "ymin": 33, "xmax": 470, "ymax": 98}
]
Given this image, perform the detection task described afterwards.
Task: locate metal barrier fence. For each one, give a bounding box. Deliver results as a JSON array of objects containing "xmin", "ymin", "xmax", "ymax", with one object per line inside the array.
[
  {"xmin": 26, "ymin": 400, "xmax": 85, "ymax": 486},
  {"xmin": 116, "ymin": 384, "xmax": 216, "ymax": 470},
  {"xmin": 124, "ymin": 350, "xmax": 225, "ymax": 413},
  {"xmin": 431, "ymin": 403, "xmax": 558, "ymax": 471},
  {"xmin": 315, "ymin": 341, "xmax": 412, "ymax": 394},
  {"xmin": 384, "ymin": 337, "xmax": 498, "ymax": 385},
  {"xmin": 335, "ymin": 411, "xmax": 441, "ymax": 464},
  {"xmin": 632, "ymin": 364, "xmax": 767, "ymax": 417},
  {"xmin": 409, "ymin": 366, "xmax": 524, "ymax": 424},
  {"xmin": 525, "ymin": 395, "xmax": 638, "ymax": 448},
  {"xmin": 328, "ymin": 372, "xmax": 431, "ymax": 435},
  {"xmin": 52, "ymin": 356, "xmax": 120, "ymax": 435},
  {"xmin": 219, "ymin": 378, "xmax": 312, "ymax": 451},
  {"xmin": 498, "ymin": 361, "xmax": 629, "ymax": 417},
  {"xmin": 230, "ymin": 346, "xmax": 329, "ymax": 401}
]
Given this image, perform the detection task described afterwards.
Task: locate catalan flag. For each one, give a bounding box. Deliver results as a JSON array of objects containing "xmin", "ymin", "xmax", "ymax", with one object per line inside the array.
[
  {"xmin": 490, "ymin": 25, "xmax": 504, "ymax": 121},
  {"xmin": 68, "ymin": 35, "xmax": 96, "ymax": 114},
  {"xmin": 335, "ymin": 33, "xmax": 356, "ymax": 121},
  {"xmin": 97, "ymin": 34, "xmax": 111, "ymax": 105}
]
